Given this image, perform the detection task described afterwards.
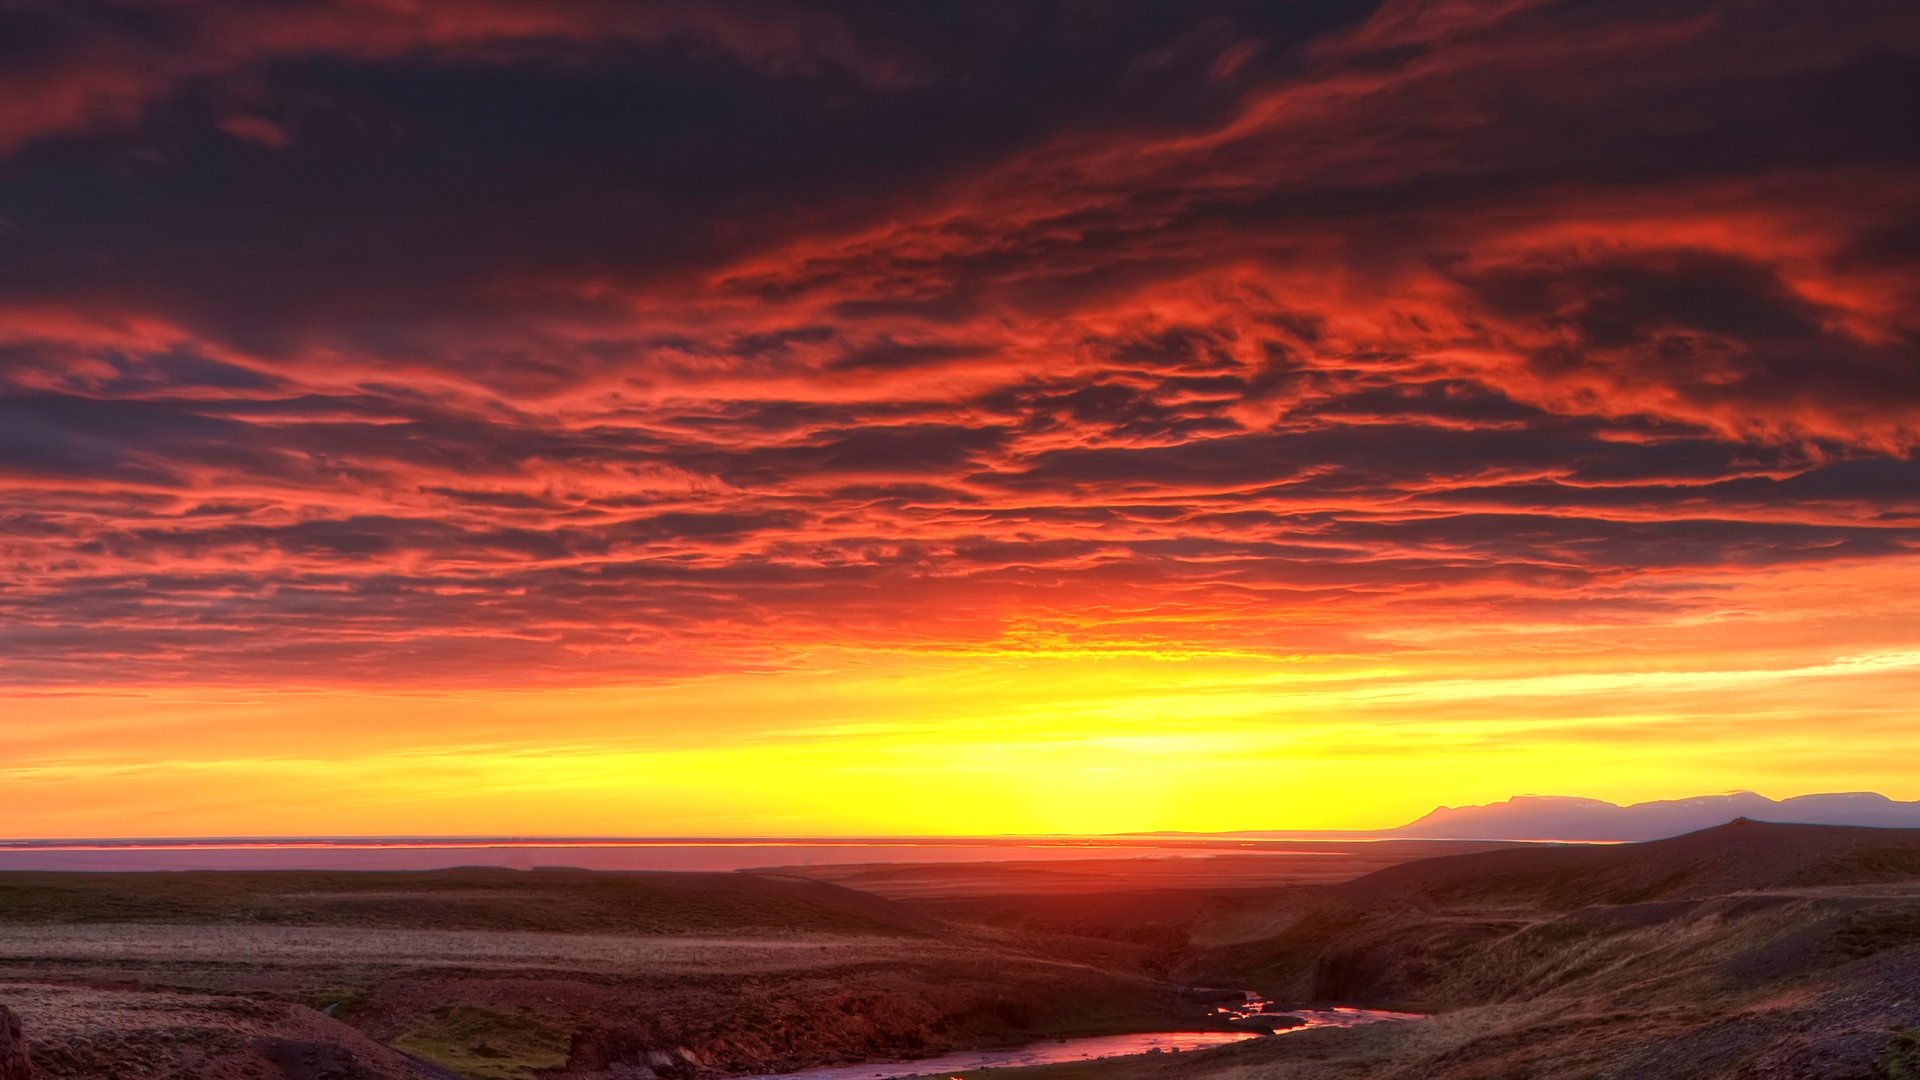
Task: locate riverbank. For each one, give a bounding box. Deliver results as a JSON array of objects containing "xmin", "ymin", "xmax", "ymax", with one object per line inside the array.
[{"xmin": 741, "ymin": 1002, "xmax": 1421, "ymax": 1080}]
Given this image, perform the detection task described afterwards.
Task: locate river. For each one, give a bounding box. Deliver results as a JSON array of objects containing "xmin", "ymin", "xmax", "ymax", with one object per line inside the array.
[{"xmin": 744, "ymin": 994, "xmax": 1420, "ymax": 1080}]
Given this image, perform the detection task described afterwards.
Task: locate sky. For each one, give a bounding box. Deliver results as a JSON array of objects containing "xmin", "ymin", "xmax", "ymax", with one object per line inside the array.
[{"xmin": 2, "ymin": 0, "xmax": 1918, "ymax": 838}]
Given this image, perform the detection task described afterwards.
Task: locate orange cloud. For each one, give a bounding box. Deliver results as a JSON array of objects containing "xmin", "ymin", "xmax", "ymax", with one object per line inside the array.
[{"xmin": 1, "ymin": 0, "xmax": 1916, "ymax": 834}]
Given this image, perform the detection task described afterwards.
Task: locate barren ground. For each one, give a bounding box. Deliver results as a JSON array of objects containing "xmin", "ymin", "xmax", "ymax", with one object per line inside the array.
[{"xmin": 2, "ymin": 825, "xmax": 1918, "ymax": 1079}]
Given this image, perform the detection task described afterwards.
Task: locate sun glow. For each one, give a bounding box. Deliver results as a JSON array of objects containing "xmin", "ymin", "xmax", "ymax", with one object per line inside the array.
[{"xmin": 8, "ymin": 560, "xmax": 1918, "ymax": 839}]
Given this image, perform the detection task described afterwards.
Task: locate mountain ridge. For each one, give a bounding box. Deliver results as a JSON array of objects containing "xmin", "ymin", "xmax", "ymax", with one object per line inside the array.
[
  {"xmin": 1392, "ymin": 790, "xmax": 1920, "ymax": 841},
  {"xmin": 1162, "ymin": 790, "xmax": 1920, "ymax": 842}
]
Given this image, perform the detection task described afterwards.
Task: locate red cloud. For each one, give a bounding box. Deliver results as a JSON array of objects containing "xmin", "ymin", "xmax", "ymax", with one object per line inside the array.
[{"xmin": 0, "ymin": 0, "xmax": 1915, "ymax": 688}]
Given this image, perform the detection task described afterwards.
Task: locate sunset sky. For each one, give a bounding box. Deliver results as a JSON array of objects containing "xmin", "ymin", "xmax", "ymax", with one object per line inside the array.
[{"xmin": 3, "ymin": 0, "xmax": 1918, "ymax": 838}]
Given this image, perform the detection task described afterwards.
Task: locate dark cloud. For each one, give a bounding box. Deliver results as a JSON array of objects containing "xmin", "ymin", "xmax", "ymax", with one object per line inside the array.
[
  {"xmin": 0, "ymin": 0, "xmax": 1915, "ymax": 684},
  {"xmin": 1463, "ymin": 249, "xmax": 1920, "ymax": 439}
]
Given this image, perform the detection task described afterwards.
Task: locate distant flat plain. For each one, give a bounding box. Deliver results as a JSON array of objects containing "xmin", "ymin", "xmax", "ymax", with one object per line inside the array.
[{"xmin": 0, "ymin": 835, "xmax": 1513, "ymax": 873}]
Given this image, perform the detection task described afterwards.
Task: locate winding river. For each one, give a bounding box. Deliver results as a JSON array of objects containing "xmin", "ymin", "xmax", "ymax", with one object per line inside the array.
[{"xmin": 744, "ymin": 994, "xmax": 1420, "ymax": 1080}]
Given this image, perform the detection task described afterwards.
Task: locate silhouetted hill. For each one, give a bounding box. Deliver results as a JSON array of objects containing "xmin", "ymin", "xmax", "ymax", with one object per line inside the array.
[
  {"xmin": 1391, "ymin": 790, "xmax": 1920, "ymax": 840},
  {"xmin": 1343, "ymin": 819, "xmax": 1920, "ymax": 908}
]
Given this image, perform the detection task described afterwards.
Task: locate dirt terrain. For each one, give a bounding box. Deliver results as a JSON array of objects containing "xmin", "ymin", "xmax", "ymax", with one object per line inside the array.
[
  {"xmin": 924, "ymin": 821, "xmax": 1920, "ymax": 1080},
  {"xmin": 2, "ymin": 824, "xmax": 1918, "ymax": 1078},
  {"xmin": 0, "ymin": 870, "xmax": 1184, "ymax": 1079}
]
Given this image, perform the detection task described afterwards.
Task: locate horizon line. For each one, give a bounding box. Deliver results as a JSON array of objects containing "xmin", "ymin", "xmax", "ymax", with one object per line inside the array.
[
  {"xmin": 0, "ymin": 831, "xmax": 1398, "ymax": 849},
  {"xmin": 8, "ymin": 788, "xmax": 1911, "ymax": 847}
]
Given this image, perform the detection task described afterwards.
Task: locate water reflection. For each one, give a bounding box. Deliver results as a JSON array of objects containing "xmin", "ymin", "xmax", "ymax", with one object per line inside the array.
[
  {"xmin": 745, "ymin": 992, "xmax": 1419, "ymax": 1080},
  {"xmin": 1208, "ymin": 988, "xmax": 1424, "ymax": 1035}
]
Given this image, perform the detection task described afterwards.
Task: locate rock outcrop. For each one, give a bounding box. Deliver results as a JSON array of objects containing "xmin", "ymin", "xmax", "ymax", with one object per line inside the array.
[
  {"xmin": 550, "ymin": 1028, "xmax": 701, "ymax": 1080},
  {"xmin": 0, "ymin": 1006, "xmax": 31, "ymax": 1080}
]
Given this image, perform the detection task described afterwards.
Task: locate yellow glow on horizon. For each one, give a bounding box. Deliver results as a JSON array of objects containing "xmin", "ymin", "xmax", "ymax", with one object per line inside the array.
[
  {"xmin": 4, "ymin": 556, "xmax": 1916, "ymax": 839},
  {"xmin": 5, "ymin": 637, "xmax": 1918, "ymax": 838}
]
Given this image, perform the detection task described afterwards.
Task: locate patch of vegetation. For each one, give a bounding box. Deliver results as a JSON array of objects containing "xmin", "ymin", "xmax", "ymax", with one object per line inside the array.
[
  {"xmin": 1831, "ymin": 905, "xmax": 1920, "ymax": 959},
  {"xmin": 1884, "ymin": 1029, "xmax": 1920, "ymax": 1080},
  {"xmin": 390, "ymin": 1006, "xmax": 571, "ymax": 1080},
  {"xmin": 1793, "ymin": 846, "xmax": 1920, "ymax": 887},
  {"xmin": 284, "ymin": 985, "xmax": 373, "ymax": 1020},
  {"xmin": 1208, "ymin": 903, "xmax": 1362, "ymax": 984}
]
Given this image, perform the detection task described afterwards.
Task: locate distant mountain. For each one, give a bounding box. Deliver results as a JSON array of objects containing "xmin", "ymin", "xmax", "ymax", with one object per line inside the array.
[{"xmin": 1391, "ymin": 791, "xmax": 1920, "ymax": 841}]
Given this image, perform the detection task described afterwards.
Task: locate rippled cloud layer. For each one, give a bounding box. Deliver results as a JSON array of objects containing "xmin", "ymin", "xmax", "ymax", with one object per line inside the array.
[{"xmin": 2, "ymin": 0, "xmax": 1917, "ymax": 833}]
